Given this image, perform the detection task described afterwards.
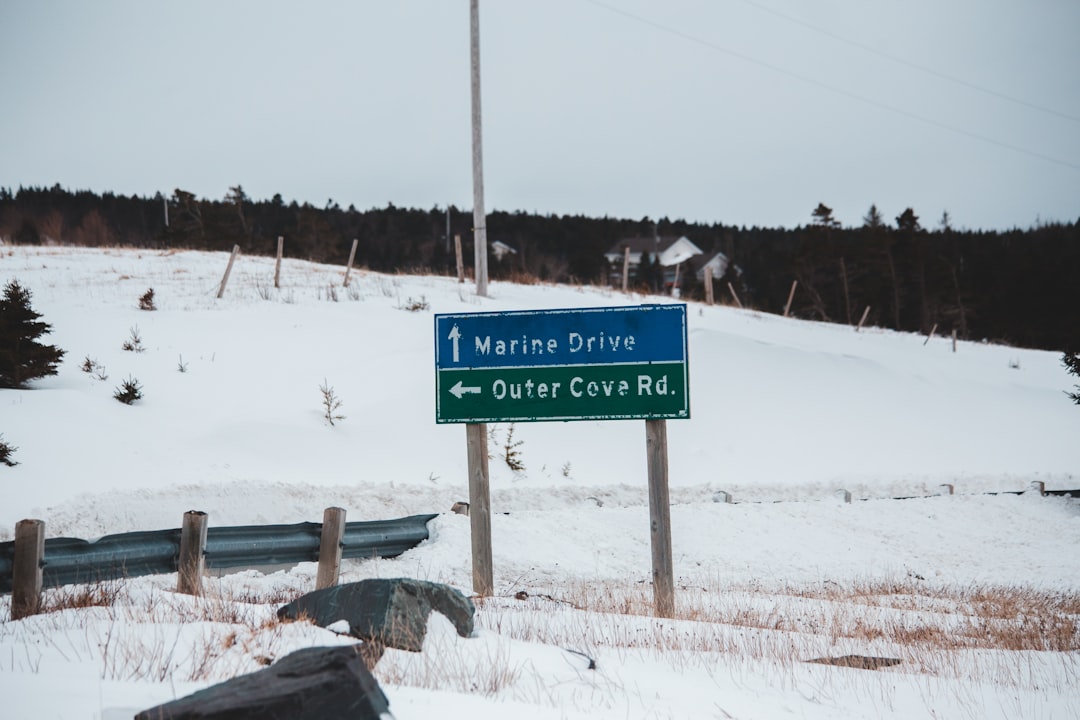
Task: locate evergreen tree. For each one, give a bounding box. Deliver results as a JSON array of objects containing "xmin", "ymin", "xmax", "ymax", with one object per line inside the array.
[
  {"xmin": 0, "ymin": 280, "xmax": 65, "ymax": 388},
  {"xmin": 811, "ymin": 203, "xmax": 839, "ymax": 229},
  {"xmin": 1064, "ymin": 351, "xmax": 1080, "ymax": 405}
]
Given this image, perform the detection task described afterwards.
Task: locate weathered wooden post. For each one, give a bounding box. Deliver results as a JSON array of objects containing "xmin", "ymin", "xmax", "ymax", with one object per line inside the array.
[
  {"xmin": 217, "ymin": 245, "xmax": 240, "ymax": 299},
  {"xmin": 856, "ymin": 305, "xmax": 871, "ymax": 332},
  {"xmin": 316, "ymin": 507, "xmax": 347, "ymax": 590},
  {"xmin": 923, "ymin": 323, "xmax": 938, "ymax": 345},
  {"xmin": 343, "ymin": 238, "xmax": 358, "ymax": 287},
  {"xmin": 839, "ymin": 257, "xmax": 852, "ymax": 324},
  {"xmin": 455, "ymin": 234, "xmax": 465, "ymax": 283},
  {"xmin": 704, "ymin": 265, "xmax": 714, "ymax": 305},
  {"xmin": 621, "ymin": 246, "xmax": 630, "ymax": 293},
  {"xmin": 177, "ymin": 511, "xmax": 208, "ymax": 596},
  {"xmin": 274, "ymin": 236, "xmax": 283, "ymax": 289},
  {"xmin": 466, "ymin": 423, "xmax": 493, "ymax": 596},
  {"xmin": 645, "ymin": 419, "xmax": 675, "ymax": 618},
  {"xmin": 783, "ymin": 280, "xmax": 798, "ymax": 317},
  {"xmin": 952, "ymin": 328, "xmax": 958, "ymax": 353},
  {"xmin": 728, "ymin": 282, "xmax": 743, "ymax": 309},
  {"xmin": 11, "ymin": 519, "xmax": 45, "ymax": 620}
]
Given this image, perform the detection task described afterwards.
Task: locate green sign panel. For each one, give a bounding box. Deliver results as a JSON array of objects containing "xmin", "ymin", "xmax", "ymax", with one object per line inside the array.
[{"xmin": 435, "ymin": 305, "xmax": 689, "ymax": 424}]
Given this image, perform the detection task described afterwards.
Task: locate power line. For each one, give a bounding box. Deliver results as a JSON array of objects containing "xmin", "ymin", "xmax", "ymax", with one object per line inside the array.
[
  {"xmin": 739, "ymin": 0, "xmax": 1080, "ymax": 125},
  {"xmin": 580, "ymin": 0, "xmax": 1080, "ymax": 172}
]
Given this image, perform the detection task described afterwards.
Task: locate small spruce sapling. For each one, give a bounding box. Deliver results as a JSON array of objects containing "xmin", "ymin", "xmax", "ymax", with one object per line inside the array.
[
  {"xmin": 1064, "ymin": 351, "xmax": 1080, "ymax": 405},
  {"xmin": 113, "ymin": 376, "xmax": 143, "ymax": 405},
  {"xmin": 320, "ymin": 380, "xmax": 345, "ymax": 425},
  {"xmin": 80, "ymin": 355, "xmax": 108, "ymax": 380},
  {"xmin": 0, "ymin": 279, "xmax": 66, "ymax": 388},
  {"xmin": 502, "ymin": 423, "xmax": 525, "ymax": 472},
  {"xmin": 0, "ymin": 435, "xmax": 18, "ymax": 467},
  {"xmin": 121, "ymin": 326, "xmax": 145, "ymax": 353},
  {"xmin": 138, "ymin": 288, "xmax": 156, "ymax": 311}
]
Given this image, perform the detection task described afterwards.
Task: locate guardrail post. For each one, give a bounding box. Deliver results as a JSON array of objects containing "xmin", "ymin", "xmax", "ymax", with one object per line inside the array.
[
  {"xmin": 177, "ymin": 511, "xmax": 208, "ymax": 596},
  {"xmin": 316, "ymin": 507, "xmax": 347, "ymax": 590},
  {"xmin": 12, "ymin": 519, "xmax": 45, "ymax": 620}
]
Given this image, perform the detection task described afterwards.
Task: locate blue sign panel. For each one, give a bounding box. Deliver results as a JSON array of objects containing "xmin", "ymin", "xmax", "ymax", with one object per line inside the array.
[
  {"xmin": 435, "ymin": 305, "xmax": 689, "ymax": 423},
  {"xmin": 435, "ymin": 304, "xmax": 687, "ymax": 370}
]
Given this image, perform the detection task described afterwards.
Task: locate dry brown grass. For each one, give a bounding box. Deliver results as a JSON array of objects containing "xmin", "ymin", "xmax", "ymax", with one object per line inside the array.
[{"xmin": 482, "ymin": 576, "xmax": 1080, "ymax": 661}]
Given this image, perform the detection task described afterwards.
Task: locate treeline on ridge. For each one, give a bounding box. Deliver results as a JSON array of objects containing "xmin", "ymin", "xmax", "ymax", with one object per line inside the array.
[{"xmin": 1, "ymin": 184, "xmax": 1076, "ymax": 352}]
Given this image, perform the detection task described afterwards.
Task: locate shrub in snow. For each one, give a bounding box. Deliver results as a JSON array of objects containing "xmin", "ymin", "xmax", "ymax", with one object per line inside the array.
[
  {"xmin": 0, "ymin": 279, "xmax": 65, "ymax": 388},
  {"xmin": 0, "ymin": 434, "xmax": 18, "ymax": 467},
  {"xmin": 114, "ymin": 376, "xmax": 143, "ymax": 405},
  {"xmin": 320, "ymin": 380, "xmax": 345, "ymax": 425},
  {"xmin": 138, "ymin": 288, "xmax": 156, "ymax": 311},
  {"xmin": 1065, "ymin": 351, "xmax": 1080, "ymax": 405},
  {"xmin": 121, "ymin": 325, "xmax": 145, "ymax": 353}
]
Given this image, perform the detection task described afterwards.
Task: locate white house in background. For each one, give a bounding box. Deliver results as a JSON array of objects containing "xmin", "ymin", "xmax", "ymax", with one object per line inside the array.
[
  {"xmin": 690, "ymin": 251, "xmax": 730, "ymax": 282},
  {"xmin": 604, "ymin": 235, "xmax": 703, "ymax": 287},
  {"xmin": 491, "ymin": 240, "xmax": 517, "ymax": 261}
]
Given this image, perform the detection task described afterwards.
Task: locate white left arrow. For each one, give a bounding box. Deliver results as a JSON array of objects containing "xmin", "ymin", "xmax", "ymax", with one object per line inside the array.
[
  {"xmin": 448, "ymin": 324, "xmax": 462, "ymax": 363},
  {"xmin": 449, "ymin": 380, "xmax": 481, "ymax": 399}
]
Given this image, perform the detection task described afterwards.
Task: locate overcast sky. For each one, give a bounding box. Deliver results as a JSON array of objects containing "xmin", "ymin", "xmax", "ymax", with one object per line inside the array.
[{"xmin": 2, "ymin": 0, "xmax": 1078, "ymax": 230}]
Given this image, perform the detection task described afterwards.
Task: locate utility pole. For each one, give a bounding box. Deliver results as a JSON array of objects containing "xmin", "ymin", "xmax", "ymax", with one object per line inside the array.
[{"xmin": 470, "ymin": 0, "xmax": 489, "ymax": 297}]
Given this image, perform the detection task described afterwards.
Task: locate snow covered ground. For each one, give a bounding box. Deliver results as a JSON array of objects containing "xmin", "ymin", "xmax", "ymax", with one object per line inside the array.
[{"xmin": 1, "ymin": 245, "xmax": 1078, "ymax": 719}]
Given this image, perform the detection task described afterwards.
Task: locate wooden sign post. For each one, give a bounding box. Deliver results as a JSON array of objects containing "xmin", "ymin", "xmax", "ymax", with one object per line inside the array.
[
  {"xmin": 465, "ymin": 423, "xmax": 493, "ymax": 595},
  {"xmin": 645, "ymin": 419, "xmax": 674, "ymax": 617}
]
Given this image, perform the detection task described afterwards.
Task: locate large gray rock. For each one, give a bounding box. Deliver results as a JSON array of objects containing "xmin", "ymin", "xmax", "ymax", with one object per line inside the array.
[
  {"xmin": 277, "ymin": 578, "xmax": 475, "ymax": 667},
  {"xmin": 134, "ymin": 645, "xmax": 390, "ymax": 720}
]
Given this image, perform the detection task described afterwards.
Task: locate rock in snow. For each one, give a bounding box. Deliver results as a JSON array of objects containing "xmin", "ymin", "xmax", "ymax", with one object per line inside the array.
[
  {"xmin": 134, "ymin": 645, "xmax": 391, "ymax": 720},
  {"xmin": 277, "ymin": 578, "xmax": 476, "ymax": 668}
]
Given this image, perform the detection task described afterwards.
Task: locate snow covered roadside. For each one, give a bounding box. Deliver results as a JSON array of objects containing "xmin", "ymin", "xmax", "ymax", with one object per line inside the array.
[{"xmin": 2, "ymin": 246, "xmax": 1078, "ymax": 718}]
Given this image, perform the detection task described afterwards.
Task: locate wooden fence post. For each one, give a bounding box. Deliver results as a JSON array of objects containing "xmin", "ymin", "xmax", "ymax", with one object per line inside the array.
[
  {"xmin": 454, "ymin": 234, "xmax": 465, "ymax": 283},
  {"xmin": 11, "ymin": 519, "xmax": 45, "ymax": 620},
  {"xmin": 621, "ymin": 246, "xmax": 630, "ymax": 293},
  {"xmin": 856, "ymin": 305, "xmax": 870, "ymax": 332},
  {"xmin": 923, "ymin": 323, "xmax": 938, "ymax": 345},
  {"xmin": 343, "ymin": 238, "xmax": 359, "ymax": 287},
  {"xmin": 274, "ymin": 236, "xmax": 283, "ymax": 289},
  {"xmin": 466, "ymin": 423, "xmax": 493, "ymax": 596},
  {"xmin": 316, "ymin": 507, "xmax": 347, "ymax": 590},
  {"xmin": 783, "ymin": 280, "xmax": 798, "ymax": 318},
  {"xmin": 177, "ymin": 511, "xmax": 208, "ymax": 596},
  {"xmin": 704, "ymin": 266, "xmax": 714, "ymax": 305},
  {"xmin": 645, "ymin": 419, "xmax": 675, "ymax": 619},
  {"xmin": 839, "ymin": 257, "xmax": 852, "ymax": 324},
  {"xmin": 952, "ymin": 328, "xmax": 958, "ymax": 353},
  {"xmin": 217, "ymin": 245, "xmax": 240, "ymax": 299},
  {"xmin": 727, "ymin": 282, "xmax": 743, "ymax": 309}
]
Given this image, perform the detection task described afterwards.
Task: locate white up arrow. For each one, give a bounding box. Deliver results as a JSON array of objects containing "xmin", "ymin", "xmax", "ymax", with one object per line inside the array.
[{"xmin": 448, "ymin": 324, "xmax": 462, "ymax": 363}]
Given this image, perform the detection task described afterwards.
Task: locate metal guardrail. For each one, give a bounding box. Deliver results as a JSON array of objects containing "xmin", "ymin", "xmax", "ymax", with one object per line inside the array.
[{"xmin": 0, "ymin": 514, "xmax": 437, "ymax": 594}]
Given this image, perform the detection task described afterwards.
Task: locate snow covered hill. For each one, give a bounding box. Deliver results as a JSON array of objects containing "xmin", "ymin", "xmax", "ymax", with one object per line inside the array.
[{"xmin": 1, "ymin": 246, "xmax": 1078, "ymax": 719}]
